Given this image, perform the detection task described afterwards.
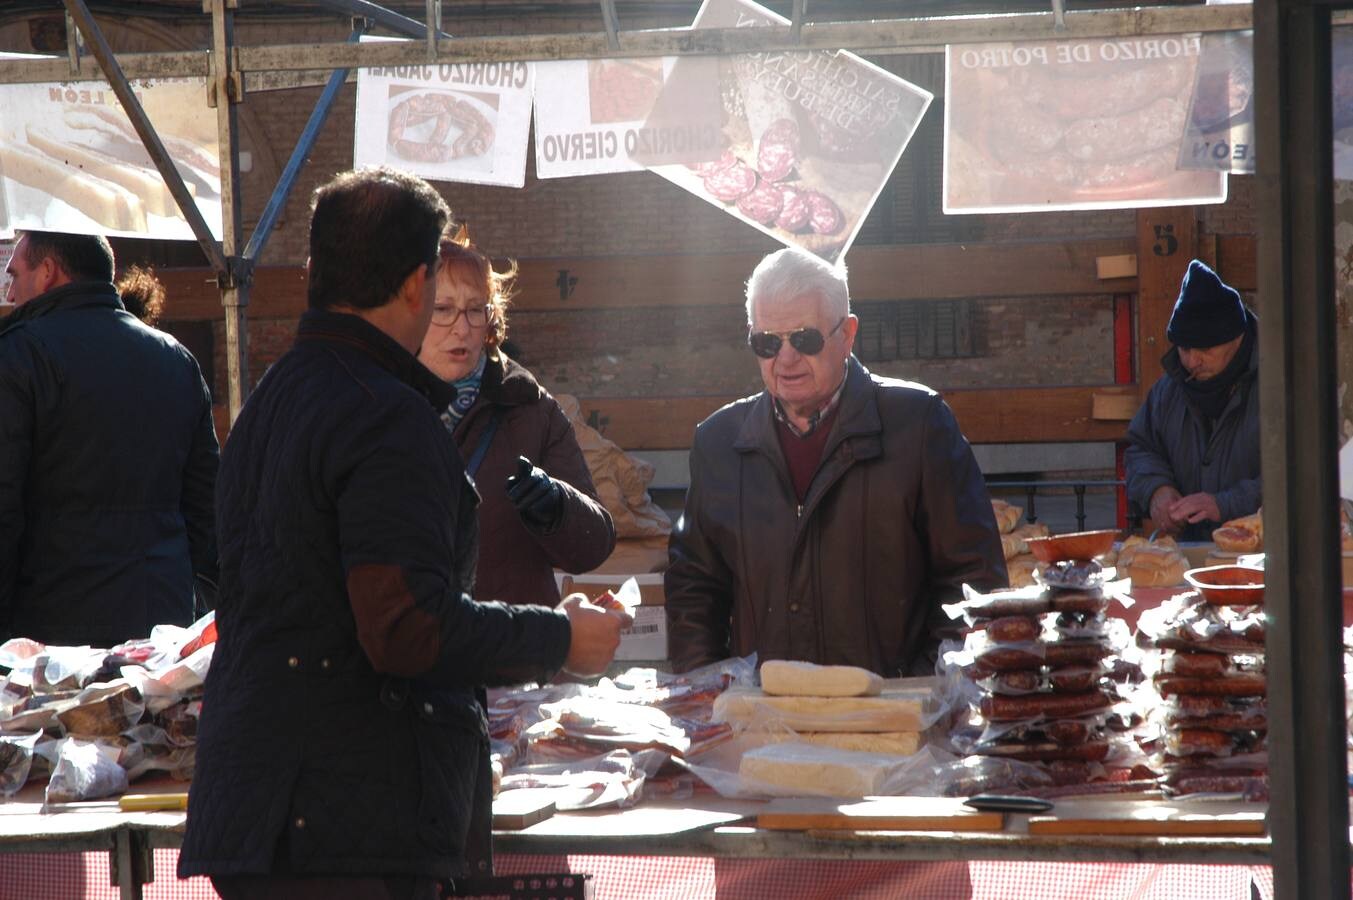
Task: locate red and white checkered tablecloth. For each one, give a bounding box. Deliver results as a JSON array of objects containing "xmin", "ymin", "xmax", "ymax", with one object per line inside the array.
[{"xmin": 0, "ymin": 851, "xmax": 1275, "ymax": 900}]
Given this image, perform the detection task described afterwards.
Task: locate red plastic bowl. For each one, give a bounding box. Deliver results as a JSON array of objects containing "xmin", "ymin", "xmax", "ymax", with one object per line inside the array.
[
  {"xmin": 1184, "ymin": 565, "xmax": 1265, "ymax": 606},
  {"xmin": 1024, "ymin": 529, "xmax": 1119, "ymax": 564}
]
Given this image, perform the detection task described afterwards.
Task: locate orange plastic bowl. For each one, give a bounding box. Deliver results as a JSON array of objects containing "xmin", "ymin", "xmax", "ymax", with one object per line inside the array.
[
  {"xmin": 1184, "ymin": 565, "xmax": 1265, "ymax": 606},
  {"xmin": 1024, "ymin": 529, "xmax": 1119, "ymax": 564}
]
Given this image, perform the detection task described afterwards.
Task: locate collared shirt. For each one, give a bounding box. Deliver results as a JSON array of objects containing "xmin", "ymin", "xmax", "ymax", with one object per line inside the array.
[{"xmin": 771, "ymin": 361, "xmax": 849, "ymax": 438}]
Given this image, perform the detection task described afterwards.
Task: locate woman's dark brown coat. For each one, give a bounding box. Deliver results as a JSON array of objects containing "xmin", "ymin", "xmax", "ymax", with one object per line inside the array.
[{"xmin": 452, "ymin": 354, "xmax": 615, "ymax": 605}]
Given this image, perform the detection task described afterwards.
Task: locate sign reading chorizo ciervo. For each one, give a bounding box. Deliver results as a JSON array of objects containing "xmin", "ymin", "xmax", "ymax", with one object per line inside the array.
[
  {"xmin": 943, "ymin": 35, "xmax": 1228, "ymax": 214},
  {"xmin": 353, "ymin": 38, "xmax": 534, "ymax": 189},
  {"xmin": 640, "ymin": 0, "xmax": 934, "ymax": 264},
  {"xmin": 0, "ymin": 62, "xmax": 222, "ymax": 241},
  {"xmin": 533, "ymin": 57, "xmax": 719, "ymax": 179}
]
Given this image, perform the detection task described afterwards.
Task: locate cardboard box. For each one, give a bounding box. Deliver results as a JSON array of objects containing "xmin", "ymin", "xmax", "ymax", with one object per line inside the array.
[
  {"xmin": 558, "ymin": 572, "xmax": 665, "ymax": 606},
  {"xmin": 555, "ymin": 571, "xmax": 668, "ymax": 661}
]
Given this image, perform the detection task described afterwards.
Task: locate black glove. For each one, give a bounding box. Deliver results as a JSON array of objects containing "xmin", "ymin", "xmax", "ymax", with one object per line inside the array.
[{"xmin": 506, "ymin": 455, "xmax": 564, "ymax": 532}]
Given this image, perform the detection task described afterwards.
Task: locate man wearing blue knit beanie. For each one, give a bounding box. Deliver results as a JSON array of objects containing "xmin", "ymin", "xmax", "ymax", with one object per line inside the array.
[{"xmin": 1125, "ymin": 259, "xmax": 1260, "ymax": 541}]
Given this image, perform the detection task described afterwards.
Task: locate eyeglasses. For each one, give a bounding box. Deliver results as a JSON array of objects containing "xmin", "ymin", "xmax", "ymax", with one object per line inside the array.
[
  {"xmin": 748, "ymin": 317, "xmax": 846, "ymax": 359},
  {"xmin": 431, "ymin": 304, "xmax": 492, "ymax": 328}
]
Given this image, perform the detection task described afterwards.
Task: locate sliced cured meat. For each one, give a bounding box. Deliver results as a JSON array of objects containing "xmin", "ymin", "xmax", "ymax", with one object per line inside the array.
[
  {"xmin": 804, "ymin": 191, "xmax": 843, "ymax": 235},
  {"xmin": 775, "ymin": 186, "xmax": 811, "ymax": 232},
  {"xmin": 703, "ymin": 160, "xmax": 758, "ymax": 202},
  {"xmin": 736, "ymin": 182, "xmax": 784, "ymax": 225},
  {"xmin": 757, "ymin": 117, "xmax": 800, "ymax": 182}
]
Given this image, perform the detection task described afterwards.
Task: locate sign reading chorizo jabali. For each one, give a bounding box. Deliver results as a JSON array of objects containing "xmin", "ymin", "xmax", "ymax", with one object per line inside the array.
[
  {"xmin": 354, "ymin": 38, "xmax": 533, "ymax": 189},
  {"xmin": 943, "ymin": 35, "xmax": 1227, "ymax": 214},
  {"xmin": 0, "ymin": 66, "xmax": 222, "ymax": 241},
  {"xmin": 639, "ymin": 0, "xmax": 933, "ymax": 264}
]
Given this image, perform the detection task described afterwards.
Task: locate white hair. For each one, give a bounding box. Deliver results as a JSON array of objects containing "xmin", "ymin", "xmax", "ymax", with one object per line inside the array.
[{"xmin": 744, "ymin": 247, "xmax": 850, "ymax": 324}]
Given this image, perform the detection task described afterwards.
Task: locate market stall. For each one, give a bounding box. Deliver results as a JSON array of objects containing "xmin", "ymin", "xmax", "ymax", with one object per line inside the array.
[{"xmin": 0, "ymin": 1, "xmax": 1349, "ymax": 898}]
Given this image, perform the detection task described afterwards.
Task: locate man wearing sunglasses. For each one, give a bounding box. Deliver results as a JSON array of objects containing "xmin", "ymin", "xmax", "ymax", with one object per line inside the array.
[{"xmin": 666, "ymin": 247, "xmax": 1007, "ymax": 677}]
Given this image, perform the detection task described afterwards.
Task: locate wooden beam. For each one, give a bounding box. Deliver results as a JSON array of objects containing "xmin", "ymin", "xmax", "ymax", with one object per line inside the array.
[
  {"xmin": 574, "ymin": 384, "xmax": 1137, "ymax": 450},
  {"xmin": 159, "ymin": 238, "xmax": 1138, "ymax": 322},
  {"xmin": 1135, "ymin": 208, "xmax": 1197, "ymax": 398}
]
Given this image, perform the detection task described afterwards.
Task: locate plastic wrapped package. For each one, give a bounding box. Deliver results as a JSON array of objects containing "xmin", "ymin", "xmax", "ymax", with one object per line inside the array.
[
  {"xmin": 0, "ymin": 731, "xmax": 40, "ymax": 797},
  {"xmin": 498, "ymin": 748, "xmax": 665, "ymax": 810},
  {"xmin": 45, "ymin": 737, "xmax": 128, "ymax": 803},
  {"xmin": 117, "ymin": 724, "xmax": 195, "ymax": 781},
  {"xmin": 711, "ymin": 679, "xmax": 942, "ymax": 733},
  {"xmin": 759, "ymin": 660, "xmax": 883, "ymax": 697},
  {"xmin": 56, "ymin": 682, "xmax": 145, "ymax": 737},
  {"xmin": 680, "ymin": 729, "xmax": 952, "ymax": 800}
]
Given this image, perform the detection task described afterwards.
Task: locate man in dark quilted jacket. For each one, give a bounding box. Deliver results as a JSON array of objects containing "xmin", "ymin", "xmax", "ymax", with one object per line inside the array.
[{"xmin": 179, "ymin": 167, "xmax": 627, "ymax": 899}]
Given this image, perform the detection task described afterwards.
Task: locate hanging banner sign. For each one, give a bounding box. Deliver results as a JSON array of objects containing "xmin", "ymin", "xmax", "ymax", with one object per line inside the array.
[
  {"xmin": 0, "ymin": 73, "xmax": 222, "ymax": 241},
  {"xmin": 1179, "ymin": 24, "xmax": 1353, "ymax": 179},
  {"xmin": 641, "ymin": 0, "xmax": 933, "ymax": 263},
  {"xmin": 943, "ymin": 35, "xmax": 1228, "ymax": 214},
  {"xmin": 354, "ymin": 38, "xmax": 533, "ymax": 188},
  {"xmin": 534, "ymin": 57, "xmax": 707, "ymax": 179}
]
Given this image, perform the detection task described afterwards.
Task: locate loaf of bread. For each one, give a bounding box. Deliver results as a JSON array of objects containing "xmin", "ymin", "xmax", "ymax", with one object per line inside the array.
[
  {"xmin": 760, "ymin": 660, "xmax": 883, "ymax": 697},
  {"xmin": 1118, "ymin": 537, "xmax": 1188, "ymax": 587},
  {"xmin": 1213, "ymin": 511, "xmax": 1262, "ymax": 553},
  {"xmin": 1005, "ymin": 554, "xmax": 1040, "ymax": 588},
  {"xmin": 991, "ymin": 499, "xmax": 1022, "ymax": 535}
]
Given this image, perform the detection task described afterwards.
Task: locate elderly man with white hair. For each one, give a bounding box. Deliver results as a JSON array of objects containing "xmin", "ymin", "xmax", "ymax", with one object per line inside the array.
[{"xmin": 665, "ymin": 247, "xmax": 1007, "ymax": 676}]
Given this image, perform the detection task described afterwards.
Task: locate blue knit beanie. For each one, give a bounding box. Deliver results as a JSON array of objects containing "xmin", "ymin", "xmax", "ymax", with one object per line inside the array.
[{"xmin": 1166, "ymin": 259, "xmax": 1248, "ymax": 349}]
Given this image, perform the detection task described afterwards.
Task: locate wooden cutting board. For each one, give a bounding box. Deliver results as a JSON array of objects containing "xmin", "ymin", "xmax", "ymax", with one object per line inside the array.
[
  {"xmin": 492, "ymin": 790, "xmax": 557, "ymax": 830},
  {"xmin": 1027, "ymin": 799, "xmax": 1266, "ymax": 836},
  {"xmin": 758, "ymin": 797, "xmax": 1003, "ymax": 832}
]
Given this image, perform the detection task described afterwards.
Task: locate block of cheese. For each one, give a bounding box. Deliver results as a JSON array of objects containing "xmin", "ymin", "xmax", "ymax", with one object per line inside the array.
[
  {"xmin": 746, "ymin": 730, "xmax": 923, "ymax": 756},
  {"xmin": 760, "ymin": 660, "xmax": 882, "ymax": 697},
  {"xmin": 739, "ymin": 743, "xmax": 898, "ymax": 798},
  {"xmin": 713, "ymin": 683, "xmax": 932, "ymax": 733}
]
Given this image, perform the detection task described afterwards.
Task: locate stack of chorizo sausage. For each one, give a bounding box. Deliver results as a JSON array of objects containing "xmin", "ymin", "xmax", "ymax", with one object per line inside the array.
[
  {"xmin": 1137, "ymin": 590, "xmax": 1268, "ymax": 799},
  {"xmin": 946, "ymin": 560, "xmax": 1134, "ymax": 787}
]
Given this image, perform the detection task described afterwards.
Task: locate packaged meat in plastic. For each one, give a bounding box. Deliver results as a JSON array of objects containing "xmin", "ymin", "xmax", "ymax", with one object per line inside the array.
[
  {"xmin": 946, "ymin": 584, "xmax": 1051, "ymax": 623},
  {"xmin": 499, "ymin": 748, "xmax": 664, "ymax": 810},
  {"xmin": 979, "ymin": 688, "xmax": 1115, "ymax": 722},
  {"xmin": 933, "ymin": 754, "xmax": 1054, "ymax": 797},
  {"xmin": 0, "ymin": 731, "xmax": 40, "ymax": 797},
  {"xmin": 1037, "ymin": 559, "xmax": 1106, "ymax": 590},
  {"xmin": 56, "ymin": 682, "xmax": 145, "ymax": 737},
  {"xmin": 117, "ymin": 724, "xmax": 195, "ymax": 781},
  {"xmin": 45, "ymin": 737, "xmax": 128, "ymax": 804}
]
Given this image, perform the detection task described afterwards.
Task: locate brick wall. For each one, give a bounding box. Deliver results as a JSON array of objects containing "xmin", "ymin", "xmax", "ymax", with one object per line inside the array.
[{"xmin": 0, "ymin": 8, "xmax": 1260, "ymax": 452}]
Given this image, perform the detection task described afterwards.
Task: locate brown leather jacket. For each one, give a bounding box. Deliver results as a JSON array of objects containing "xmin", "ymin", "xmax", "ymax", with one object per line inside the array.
[
  {"xmin": 665, "ymin": 359, "xmax": 1008, "ymax": 676},
  {"xmin": 453, "ymin": 354, "xmax": 615, "ymax": 606}
]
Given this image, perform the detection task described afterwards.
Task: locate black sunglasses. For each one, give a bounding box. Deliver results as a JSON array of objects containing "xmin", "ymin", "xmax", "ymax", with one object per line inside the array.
[{"xmin": 748, "ymin": 317, "xmax": 846, "ymax": 359}]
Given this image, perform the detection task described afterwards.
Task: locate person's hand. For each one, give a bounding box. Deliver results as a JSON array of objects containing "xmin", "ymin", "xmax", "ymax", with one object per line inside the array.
[
  {"xmin": 506, "ymin": 456, "xmax": 564, "ymax": 531},
  {"xmin": 559, "ymin": 592, "xmax": 630, "ymax": 677},
  {"xmin": 1170, "ymin": 491, "xmax": 1222, "ymax": 526},
  {"xmin": 1148, "ymin": 485, "xmax": 1183, "ymax": 534}
]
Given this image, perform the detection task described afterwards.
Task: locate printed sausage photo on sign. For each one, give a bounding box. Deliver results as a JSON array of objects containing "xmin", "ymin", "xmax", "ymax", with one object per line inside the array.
[{"xmin": 636, "ymin": 0, "xmax": 933, "ymax": 263}]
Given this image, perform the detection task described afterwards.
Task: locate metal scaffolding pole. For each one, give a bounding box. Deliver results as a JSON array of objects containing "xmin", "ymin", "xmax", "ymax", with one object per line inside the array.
[
  {"xmin": 1254, "ymin": 0, "xmax": 1348, "ymax": 897},
  {"xmin": 208, "ymin": 0, "xmax": 249, "ymax": 422}
]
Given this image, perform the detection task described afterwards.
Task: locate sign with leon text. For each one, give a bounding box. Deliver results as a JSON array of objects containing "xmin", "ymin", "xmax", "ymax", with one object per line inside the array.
[
  {"xmin": 0, "ymin": 71, "xmax": 222, "ymax": 241},
  {"xmin": 354, "ymin": 38, "xmax": 533, "ymax": 188}
]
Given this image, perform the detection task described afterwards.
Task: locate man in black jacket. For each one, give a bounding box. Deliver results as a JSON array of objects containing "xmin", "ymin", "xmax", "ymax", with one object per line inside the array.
[
  {"xmin": 180, "ymin": 167, "xmax": 628, "ymax": 900},
  {"xmin": 0, "ymin": 230, "xmax": 218, "ymax": 646}
]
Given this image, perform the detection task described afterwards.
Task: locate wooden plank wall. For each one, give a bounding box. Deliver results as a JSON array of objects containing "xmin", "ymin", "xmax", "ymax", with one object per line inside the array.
[{"xmin": 161, "ymin": 230, "xmax": 1258, "ymax": 450}]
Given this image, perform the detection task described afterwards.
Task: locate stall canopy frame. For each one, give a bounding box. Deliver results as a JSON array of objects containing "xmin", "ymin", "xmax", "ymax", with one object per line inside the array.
[{"xmin": 0, "ymin": 3, "xmax": 1348, "ymax": 896}]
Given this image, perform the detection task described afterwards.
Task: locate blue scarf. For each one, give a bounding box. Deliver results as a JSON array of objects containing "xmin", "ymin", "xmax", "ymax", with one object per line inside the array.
[{"xmin": 440, "ymin": 353, "xmax": 487, "ymax": 430}]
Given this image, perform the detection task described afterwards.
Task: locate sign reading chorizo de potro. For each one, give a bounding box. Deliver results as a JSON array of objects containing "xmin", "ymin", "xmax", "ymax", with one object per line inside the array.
[
  {"xmin": 354, "ymin": 37, "xmax": 534, "ymax": 189},
  {"xmin": 943, "ymin": 34, "xmax": 1228, "ymax": 214}
]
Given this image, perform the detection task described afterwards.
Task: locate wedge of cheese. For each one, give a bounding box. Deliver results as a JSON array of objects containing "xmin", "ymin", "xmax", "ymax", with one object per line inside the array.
[
  {"xmin": 748, "ymin": 730, "xmax": 923, "ymax": 756},
  {"xmin": 713, "ymin": 684, "xmax": 932, "ymax": 733},
  {"xmin": 760, "ymin": 660, "xmax": 882, "ymax": 697},
  {"xmin": 739, "ymin": 743, "xmax": 899, "ymax": 798}
]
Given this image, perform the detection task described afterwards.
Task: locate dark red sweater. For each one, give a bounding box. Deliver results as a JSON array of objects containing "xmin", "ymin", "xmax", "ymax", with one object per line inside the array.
[{"xmin": 774, "ymin": 403, "xmax": 841, "ymax": 503}]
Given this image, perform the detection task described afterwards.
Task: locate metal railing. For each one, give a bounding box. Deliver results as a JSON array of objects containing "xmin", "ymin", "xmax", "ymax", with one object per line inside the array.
[{"xmin": 985, "ymin": 479, "xmax": 1126, "ymax": 532}]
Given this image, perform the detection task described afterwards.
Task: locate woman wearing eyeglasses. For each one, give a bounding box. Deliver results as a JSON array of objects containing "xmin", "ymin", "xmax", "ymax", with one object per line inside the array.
[{"xmin": 418, "ymin": 231, "xmax": 615, "ymax": 608}]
